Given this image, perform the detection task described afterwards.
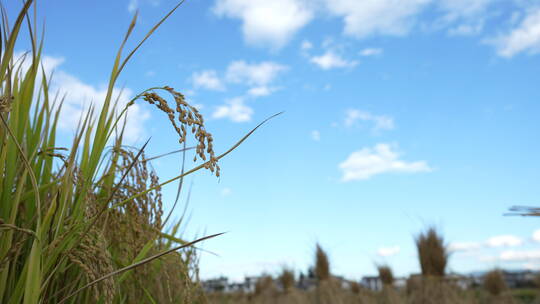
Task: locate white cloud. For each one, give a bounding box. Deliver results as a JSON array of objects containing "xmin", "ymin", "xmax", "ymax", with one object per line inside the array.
[
  {"xmin": 500, "ymin": 249, "xmax": 540, "ymax": 262},
  {"xmin": 523, "ymin": 262, "xmax": 540, "ymax": 270},
  {"xmin": 486, "ymin": 235, "xmax": 523, "ymax": 248},
  {"xmin": 431, "ymin": 0, "xmax": 491, "ymax": 37},
  {"xmin": 447, "ymin": 22, "xmax": 484, "ymax": 36},
  {"xmin": 339, "ymin": 143, "xmax": 432, "ymax": 181},
  {"xmin": 344, "ymin": 109, "xmax": 394, "ymax": 131},
  {"xmin": 191, "ymin": 70, "xmax": 225, "ymax": 91},
  {"xmin": 301, "ymin": 40, "xmax": 313, "ymax": 51},
  {"xmin": 213, "ymin": 0, "xmax": 314, "ymax": 49},
  {"xmin": 14, "ymin": 53, "xmax": 149, "ymax": 144},
  {"xmin": 41, "ymin": 55, "xmax": 66, "ymax": 72},
  {"xmin": 221, "ymin": 187, "xmax": 232, "ymax": 196},
  {"xmin": 448, "ymin": 242, "xmax": 482, "ymax": 252},
  {"xmin": 51, "ymin": 71, "xmax": 149, "ymax": 143},
  {"xmin": 14, "ymin": 52, "xmax": 65, "ymax": 76},
  {"xmin": 359, "ymin": 48, "xmax": 383, "ymax": 56},
  {"xmin": 322, "ymin": 37, "xmax": 335, "ymax": 49},
  {"xmin": 438, "ymin": 0, "xmax": 492, "ymax": 20},
  {"xmin": 489, "ymin": 8, "xmax": 540, "ymax": 57},
  {"xmin": 247, "ymin": 86, "xmax": 276, "ymax": 97},
  {"xmin": 128, "ymin": 0, "xmax": 138, "ymax": 13},
  {"xmin": 184, "ymin": 89, "xmax": 196, "ymax": 97},
  {"xmin": 377, "ymin": 246, "xmax": 400, "ymax": 257},
  {"xmin": 533, "ymin": 229, "xmax": 540, "ymax": 242},
  {"xmin": 311, "ymin": 130, "xmax": 320, "ymax": 141},
  {"xmin": 226, "ymin": 61, "xmax": 288, "ymax": 86},
  {"xmin": 450, "ymin": 232, "xmax": 533, "ymax": 254},
  {"xmin": 128, "ymin": 0, "xmax": 160, "ymax": 13},
  {"xmin": 212, "ymin": 97, "xmax": 253, "ymax": 122},
  {"xmin": 310, "ymin": 51, "xmax": 358, "ymax": 70},
  {"xmin": 478, "ymin": 255, "xmax": 497, "ymax": 262},
  {"xmin": 324, "ymin": 0, "xmax": 430, "ymax": 38}
]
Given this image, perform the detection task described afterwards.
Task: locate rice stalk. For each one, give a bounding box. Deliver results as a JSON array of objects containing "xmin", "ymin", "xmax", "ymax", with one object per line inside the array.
[{"xmin": 0, "ymin": 1, "xmax": 276, "ymax": 303}]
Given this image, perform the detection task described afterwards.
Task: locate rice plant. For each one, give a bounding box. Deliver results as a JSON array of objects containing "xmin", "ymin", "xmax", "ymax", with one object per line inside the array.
[{"xmin": 0, "ymin": 1, "xmax": 274, "ymax": 303}]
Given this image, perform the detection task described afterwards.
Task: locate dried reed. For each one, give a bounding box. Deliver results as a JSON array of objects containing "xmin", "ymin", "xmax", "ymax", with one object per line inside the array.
[
  {"xmin": 415, "ymin": 227, "xmax": 448, "ymax": 277},
  {"xmin": 255, "ymin": 275, "xmax": 276, "ymax": 297},
  {"xmin": 279, "ymin": 268, "xmax": 295, "ymax": 293},
  {"xmin": 483, "ymin": 269, "xmax": 507, "ymax": 296},
  {"xmin": 315, "ymin": 243, "xmax": 330, "ymax": 282},
  {"xmin": 377, "ymin": 265, "xmax": 395, "ymax": 286}
]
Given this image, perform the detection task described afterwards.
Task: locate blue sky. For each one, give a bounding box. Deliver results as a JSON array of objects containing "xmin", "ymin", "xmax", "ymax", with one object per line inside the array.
[{"xmin": 9, "ymin": 0, "xmax": 540, "ymax": 281}]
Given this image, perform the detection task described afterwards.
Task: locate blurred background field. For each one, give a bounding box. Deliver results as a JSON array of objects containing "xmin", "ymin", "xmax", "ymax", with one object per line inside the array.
[{"xmin": 203, "ymin": 230, "xmax": 538, "ymax": 303}]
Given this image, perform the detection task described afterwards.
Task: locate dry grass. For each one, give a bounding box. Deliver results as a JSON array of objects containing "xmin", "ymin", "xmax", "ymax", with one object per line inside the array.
[
  {"xmin": 208, "ymin": 281, "xmax": 394, "ymax": 304},
  {"xmin": 415, "ymin": 227, "xmax": 448, "ymax": 277},
  {"xmin": 408, "ymin": 228, "xmax": 475, "ymax": 304},
  {"xmin": 483, "ymin": 269, "xmax": 507, "ymax": 296},
  {"xmin": 407, "ymin": 276, "xmax": 469, "ymax": 304},
  {"xmin": 481, "ymin": 269, "xmax": 515, "ymax": 304},
  {"xmin": 207, "ymin": 228, "xmax": 523, "ymax": 304},
  {"xmin": 279, "ymin": 268, "xmax": 296, "ymax": 293},
  {"xmin": 255, "ymin": 275, "xmax": 277, "ymax": 297},
  {"xmin": 349, "ymin": 281, "xmax": 361, "ymax": 294},
  {"xmin": 378, "ymin": 265, "xmax": 395, "ymax": 286},
  {"xmin": 315, "ymin": 243, "xmax": 330, "ymax": 282}
]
